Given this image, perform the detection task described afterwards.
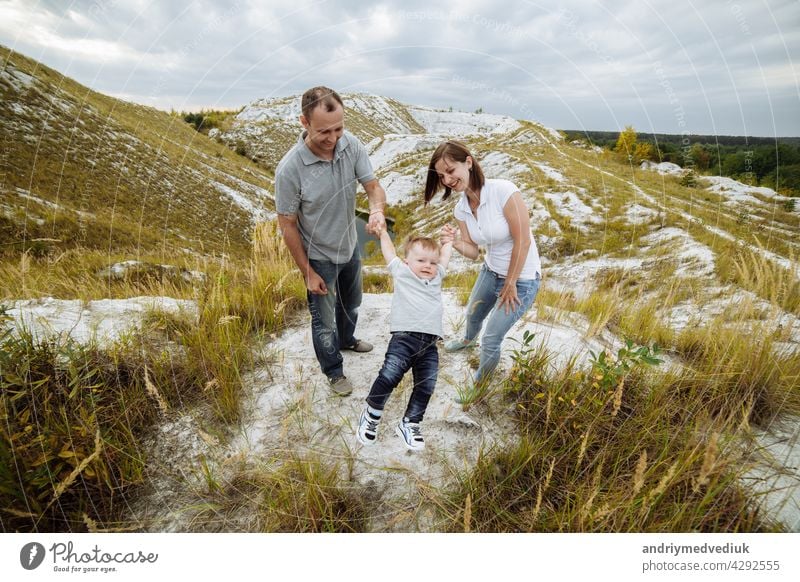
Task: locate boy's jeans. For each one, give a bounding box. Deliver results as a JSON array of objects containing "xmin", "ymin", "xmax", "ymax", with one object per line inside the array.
[
  {"xmin": 307, "ymin": 249, "xmax": 362, "ymax": 379},
  {"xmin": 463, "ymin": 264, "xmax": 540, "ymax": 384},
  {"xmin": 366, "ymin": 331, "xmax": 439, "ymax": 423}
]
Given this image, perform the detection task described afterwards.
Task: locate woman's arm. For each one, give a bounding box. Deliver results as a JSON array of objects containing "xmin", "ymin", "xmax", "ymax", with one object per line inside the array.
[
  {"xmin": 497, "ymin": 192, "xmax": 532, "ymax": 313},
  {"xmin": 452, "ymin": 220, "xmax": 480, "ymax": 260}
]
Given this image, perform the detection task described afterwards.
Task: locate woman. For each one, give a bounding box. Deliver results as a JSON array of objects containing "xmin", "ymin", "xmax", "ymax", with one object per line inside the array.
[{"xmin": 425, "ymin": 140, "xmax": 541, "ymax": 392}]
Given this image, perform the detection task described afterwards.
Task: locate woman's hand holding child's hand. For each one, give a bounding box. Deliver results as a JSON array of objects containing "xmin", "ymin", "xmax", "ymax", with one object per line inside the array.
[{"xmin": 440, "ymin": 224, "xmax": 457, "ymax": 246}]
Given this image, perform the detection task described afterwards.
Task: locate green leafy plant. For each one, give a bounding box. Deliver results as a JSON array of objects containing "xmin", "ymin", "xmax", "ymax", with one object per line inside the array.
[{"xmin": 589, "ymin": 339, "xmax": 663, "ymax": 391}]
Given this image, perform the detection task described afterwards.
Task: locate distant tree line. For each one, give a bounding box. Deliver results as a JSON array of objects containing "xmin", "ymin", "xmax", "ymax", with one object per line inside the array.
[{"xmin": 563, "ymin": 128, "xmax": 800, "ymax": 195}]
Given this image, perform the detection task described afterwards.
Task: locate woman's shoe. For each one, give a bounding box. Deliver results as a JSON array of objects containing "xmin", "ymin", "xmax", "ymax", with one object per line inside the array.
[{"xmin": 444, "ymin": 337, "xmax": 477, "ymax": 352}]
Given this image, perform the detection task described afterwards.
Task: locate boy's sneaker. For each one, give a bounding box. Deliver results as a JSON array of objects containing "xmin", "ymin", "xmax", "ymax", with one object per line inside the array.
[
  {"xmin": 356, "ymin": 407, "xmax": 381, "ymax": 445},
  {"xmin": 329, "ymin": 376, "xmax": 353, "ymax": 396},
  {"xmin": 396, "ymin": 418, "xmax": 425, "ymax": 451},
  {"xmin": 444, "ymin": 337, "xmax": 477, "ymax": 352}
]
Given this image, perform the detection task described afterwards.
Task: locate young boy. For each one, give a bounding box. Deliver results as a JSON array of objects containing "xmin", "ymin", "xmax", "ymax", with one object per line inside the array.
[{"xmin": 356, "ymin": 226, "xmax": 453, "ymax": 450}]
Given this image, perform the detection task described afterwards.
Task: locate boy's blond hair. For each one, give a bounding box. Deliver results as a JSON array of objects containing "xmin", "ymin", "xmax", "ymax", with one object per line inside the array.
[{"xmin": 403, "ymin": 235, "xmax": 440, "ymax": 257}]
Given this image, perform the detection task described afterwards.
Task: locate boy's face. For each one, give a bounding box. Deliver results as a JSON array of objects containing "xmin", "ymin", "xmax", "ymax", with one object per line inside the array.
[{"xmin": 405, "ymin": 244, "xmax": 440, "ymax": 280}]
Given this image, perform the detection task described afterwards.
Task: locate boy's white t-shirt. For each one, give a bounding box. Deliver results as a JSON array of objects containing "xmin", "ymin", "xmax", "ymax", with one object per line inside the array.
[
  {"xmin": 453, "ymin": 178, "xmax": 541, "ymax": 280},
  {"xmin": 387, "ymin": 256, "xmax": 445, "ymax": 338}
]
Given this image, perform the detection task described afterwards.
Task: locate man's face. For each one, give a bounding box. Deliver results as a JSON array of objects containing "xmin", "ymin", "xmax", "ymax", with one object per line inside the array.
[{"xmin": 301, "ymin": 104, "xmax": 344, "ymax": 157}]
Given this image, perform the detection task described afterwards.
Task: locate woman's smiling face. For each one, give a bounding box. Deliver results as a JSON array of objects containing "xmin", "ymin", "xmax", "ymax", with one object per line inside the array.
[{"xmin": 434, "ymin": 155, "xmax": 472, "ymax": 193}]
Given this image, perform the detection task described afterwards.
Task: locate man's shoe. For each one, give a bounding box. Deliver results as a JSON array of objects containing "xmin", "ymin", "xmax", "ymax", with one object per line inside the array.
[
  {"xmin": 444, "ymin": 337, "xmax": 477, "ymax": 352},
  {"xmin": 329, "ymin": 376, "xmax": 353, "ymax": 396},
  {"xmin": 343, "ymin": 339, "xmax": 373, "ymax": 353},
  {"xmin": 396, "ymin": 418, "xmax": 425, "ymax": 451},
  {"xmin": 356, "ymin": 407, "xmax": 381, "ymax": 445}
]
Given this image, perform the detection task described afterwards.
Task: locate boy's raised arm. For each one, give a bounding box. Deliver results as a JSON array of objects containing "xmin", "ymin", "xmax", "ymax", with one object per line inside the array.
[
  {"xmin": 377, "ymin": 226, "xmax": 396, "ymax": 265},
  {"xmin": 438, "ymin": 225, "xmax": 455, "ymax": 270},
  {"xmin": 439, "ymin": 240, "xmax": 453, "ymax": 271}
]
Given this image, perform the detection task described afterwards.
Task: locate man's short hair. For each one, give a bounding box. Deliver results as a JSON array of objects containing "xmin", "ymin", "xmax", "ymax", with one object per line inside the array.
[
  {"xmin": 301, "ymin": 86, "xmax": 344, "ymax": 120},
  {"xmin": 404, "ymin": 236, "xmax": 440, "ymax": 257}
]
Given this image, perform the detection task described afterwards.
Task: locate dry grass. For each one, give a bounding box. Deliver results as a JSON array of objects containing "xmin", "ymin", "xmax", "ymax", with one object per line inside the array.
[
  {"xmin": 0, "ymin": 247, "xmax": 205, "ymax": 300},
  {"xmin": 616, "ymin": 297, "xmax": 675, "ymax": 348},
  {"xmin": 672, "ymin": 320, "xmax": 800, "ymax": 426},
  {"xmin": 575, "ymin": 289, "xmax": 622, "ymax": 337},
  {"xmin": 436, "ymin": 337, "xmax": 785, "ymax": 532},
  {"xmin": 716, "ymin": 242, "xmax": 800, "ymax": 315},
  {"xmin": 444, "ymin": 269, "xmax": 480, "ymax": 306},
  {"xmin": 176, "ymin": 456, "xmax": 374, "ymax": 532},
  {"xmin": 0, "ymin": 221, "xmax": 306, "ymax": 531},
  {"xmin": 0, "ymin": 327, "xmax": 203, "ymax": 532}
]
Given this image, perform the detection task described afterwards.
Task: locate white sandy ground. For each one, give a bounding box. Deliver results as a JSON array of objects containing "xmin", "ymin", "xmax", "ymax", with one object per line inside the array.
[
  {"xmin": 407, "ymin": 106, "xmax": 521, "ymax": 136},
  {"xmin": 746, "ymin": 421, "xmax": 800, "ymax": 531},
  {"xmin": 7, "ymin": 289, "xmax": 799, "ymax": 531},
  {"xmin": 640, "ymin": 227, "xmax": 717, "ymax": 278},
  {"xmin": 623, "ymin": 203, "xmax": 661, "ymax": 225},
  {"xmin": 534, "ymin": 162, "xmax": 568, "ymax": 183},
  {"xmin": 366, "ymin": 134, "xmax": 442, "ymax": 171},
  {"xmin": 0, "ymin": 63, "xmax": 36, "ymax": 92},
  {"xmin": 640, "ymin": 161, "xmax": 685, "ymax": 176},
  {"xmin": 7, "ymin": 296, "xmax": 197, "ymax": 345},
  {"xmin": 557, "ymin": 140, "xmax": 799, "ymax": 273},
  {"xmin": 479, "ymin": 152, "xmax": 530, "ymax": 181},
  {"xmin": 703, "ymin": 176, "xmax": 793, "ymax": 207},
  {"xmin": 126, "ymin": 291, "xmax": 616, "ymax": 532},
  {"xmin": 211, "ymin": 181, "xmax": 275, "ymax": 223},
  {"xmin": 543, "ymin": 189, "xmax": 604, "ymax": 230},
  {"xmin": 377, "ymin": 169, "xmax": 427, "ymax": 205},
  {"xmin": 638, "ymin": 160, "xmax": 798, "ymax": 213}
]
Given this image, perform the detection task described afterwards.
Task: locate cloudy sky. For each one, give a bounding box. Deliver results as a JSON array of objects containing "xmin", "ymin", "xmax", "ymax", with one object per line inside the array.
[{"xmin": 1, "ymin": 0, "xmax": 798, "ymax": 136}]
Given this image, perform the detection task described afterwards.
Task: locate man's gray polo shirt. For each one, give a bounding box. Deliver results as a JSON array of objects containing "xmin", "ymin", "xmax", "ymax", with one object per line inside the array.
[{"xmin": 275, "ymin": 130, "xmax": 376, "ymax": 264}]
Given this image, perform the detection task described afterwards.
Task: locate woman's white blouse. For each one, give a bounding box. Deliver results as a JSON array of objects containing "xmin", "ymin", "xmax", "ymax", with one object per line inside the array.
[{"xmin": 453, "ymin": 178, "xmax": 541, "ymax": 280}]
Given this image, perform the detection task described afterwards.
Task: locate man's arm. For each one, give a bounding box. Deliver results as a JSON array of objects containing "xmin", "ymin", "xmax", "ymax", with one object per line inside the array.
[
  {"xmin": 277, "ymin": 214, "xmax": 327, "ymax": 295},
  {"xmin": 363, "ymin": 179, "xmax": 387, "ymax": 234}
]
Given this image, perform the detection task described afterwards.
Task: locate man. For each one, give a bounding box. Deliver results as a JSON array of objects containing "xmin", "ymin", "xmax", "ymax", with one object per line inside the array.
[{"xmin": 275, "ymin": 86, "xmax": 387, "ymax": 396}]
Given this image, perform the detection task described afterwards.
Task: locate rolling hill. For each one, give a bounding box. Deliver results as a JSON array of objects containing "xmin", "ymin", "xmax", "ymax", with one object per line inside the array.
[
  {"xmin": 1, "ymin": 45, "xmax": 274, "ymax": 261},
  {"xmin": 2, "ymin": 47, "xmax": 799, "ymax": 533}
]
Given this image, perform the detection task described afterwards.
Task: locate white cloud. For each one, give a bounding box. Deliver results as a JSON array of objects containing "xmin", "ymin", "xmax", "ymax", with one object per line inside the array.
[{"xmin": 0, "ymin": 0, "xmax": 797, "ymax": 135}]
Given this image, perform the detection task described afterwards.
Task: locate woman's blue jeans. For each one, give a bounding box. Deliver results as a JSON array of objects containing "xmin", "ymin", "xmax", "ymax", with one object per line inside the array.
[
  {"xmin": 366, "ymin": 331, "xmax": 439, "ymax": 423},
  {"xmin": 463, "ymin": 264, "xmax": 540, "ymax": 383},
  {"xmin": 307, "ymin": 249, "xmax": 362, "ymax": 379}
]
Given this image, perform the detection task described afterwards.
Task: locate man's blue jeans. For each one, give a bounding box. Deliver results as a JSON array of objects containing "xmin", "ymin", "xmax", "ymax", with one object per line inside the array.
[
  {"xmin": 307, "ymin": 249, "xmax": 362, "ymax": 379},
  {"xmin": 463, "ymin": 264, "xmax": 540, "ymax": 384},
  {"xmin": 366, "ymin": 331, "xmax": 439, "ymax": 423}
]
